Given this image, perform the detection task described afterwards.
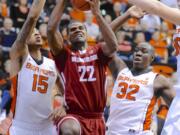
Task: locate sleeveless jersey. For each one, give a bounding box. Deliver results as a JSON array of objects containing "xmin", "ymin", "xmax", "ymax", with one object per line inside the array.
[
  {"xmin": 11, "ymin": 54, "xmax": 57, "ymax": 128},
  {"xmin": 54, "ymin": 45, "xmax": 110, "ymax": 113},
  {"xmin": 107, "ymin": 68, "xmax": 157, "ymax": 134}
]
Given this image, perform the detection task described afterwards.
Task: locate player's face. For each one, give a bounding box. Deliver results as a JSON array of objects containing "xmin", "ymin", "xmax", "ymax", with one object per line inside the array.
[
  {"xmin": 68, "ymin": 22, "xmax": 87, "ymax": 44},
  {"xmin": 133, "ymin": 43, "xmax": 153, "ymax": 69},
  {"xmin": 27, "ymin": 29, "xmax": 43, "ymax": 47}
]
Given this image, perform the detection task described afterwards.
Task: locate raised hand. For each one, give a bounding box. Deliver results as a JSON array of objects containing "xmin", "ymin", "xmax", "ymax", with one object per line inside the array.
[
  {"xmin": 127, "ymin": 6, "xmax": 145, "ymax": 19},
  {"xmin": 86, "ymin": 0, "xmax": 101, "ymax": 15}
]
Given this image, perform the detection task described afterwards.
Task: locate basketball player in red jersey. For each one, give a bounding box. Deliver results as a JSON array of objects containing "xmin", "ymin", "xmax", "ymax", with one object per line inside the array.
[{"xmin": 47, "ymin": 0, "xmax": 118, "ymax": 134}]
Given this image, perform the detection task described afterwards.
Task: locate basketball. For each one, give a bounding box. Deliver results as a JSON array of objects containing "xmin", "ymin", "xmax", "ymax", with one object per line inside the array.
[{"xmin": 71, "ymin": 0, "xmax": 91, "ymax": 11}]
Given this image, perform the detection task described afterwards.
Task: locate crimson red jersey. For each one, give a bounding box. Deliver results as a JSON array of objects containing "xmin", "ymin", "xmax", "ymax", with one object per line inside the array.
[{"xmin": 54, "ymin": 45, "xmax": 110, "ymax": 113}]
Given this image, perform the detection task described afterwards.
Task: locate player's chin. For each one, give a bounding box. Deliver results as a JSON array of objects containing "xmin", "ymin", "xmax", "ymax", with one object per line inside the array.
[
  {"xmin": 133, "ymin": 62, "xmax": 142, "ymax": 68},
  {"xmin": 35, "ymin": 42, "xmax": 43, "ymax": 47}
]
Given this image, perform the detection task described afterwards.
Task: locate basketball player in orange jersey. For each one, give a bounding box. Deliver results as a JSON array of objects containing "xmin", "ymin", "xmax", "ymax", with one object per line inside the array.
[
  {"xmin": 106, "ymin": 42, "xmax": 175, "ymax": 134},
  {"xmin": 127, "ymin": 0, "xmax": 180, "ymax": 134},
  {"xmin": 100, "ymin": 5, "xmax": 176, "ymax": 134},
  {"xmin": 0, "ymin": 0, "xmax": 65, "ymax": 134},
  {"xmin": 47, "ymin": 0, "xmax": 118, "ymax": 134}
]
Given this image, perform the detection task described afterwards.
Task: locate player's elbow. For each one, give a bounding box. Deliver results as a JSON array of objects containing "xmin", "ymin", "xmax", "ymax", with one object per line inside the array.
[
  {"xmin": 112, "ymin": 40, "xmax": 118, "ymax": 52},
  {"xmin": 107, "ymin": 41, "xmax": 118, "ymax": 55}
]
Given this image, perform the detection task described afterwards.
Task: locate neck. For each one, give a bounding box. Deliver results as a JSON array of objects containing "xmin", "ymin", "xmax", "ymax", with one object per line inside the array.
[
  {"xmin": 72, "ymin": 42, "xmax": 87, "ymax": 51},
  {"xmin": 28, "ymin": 47, "xmax": 42, "ymax": 61},
  {"xmin": 131, "ymin": 67, "xmax": 151, "ymax": 76}
]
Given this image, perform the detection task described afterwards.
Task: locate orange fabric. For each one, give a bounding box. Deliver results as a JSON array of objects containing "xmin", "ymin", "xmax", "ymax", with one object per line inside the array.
[
  {"xmin": 113, "ymin": 0, "xmax": 128, "ymax": 3},
  {"xmin": 0, "ymin": 79, "xmax": 6, "ymax": 85},
  {"xmin": 157, "ymin": 105, "xmax": 168, "ymax": 119},
  {"xmin": 69, "ymin": 8, "xmax": 85, "ymax": 22},
  {"xmin": 149, "ymin": 39, "xmax": 167, "ymax": 58},
  {"xmin": 42, "ymin": 39, "xmax": 49, "ymax": 50},
  {"xmin": 152, "ymin": 65, "xmax": 174, "ymax": 77},
  {"xmin": 1, "ymin": 3, "xmax": 8, "ymax": 17},
  {"xmin": 143, "ymin": 96, "xmax": 157, "ymax": 130},
  {"xmin": 10, "ymin": 76, "xmax": 18, "ymax": 117},
  {"xmin": 127, "ymin": 18, "xmax": 138, "ymax": 27}
]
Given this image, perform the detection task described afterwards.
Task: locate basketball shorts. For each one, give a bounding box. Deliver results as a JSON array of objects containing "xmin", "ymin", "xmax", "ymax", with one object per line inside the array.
[
  {"xmin": 57, "ymin": 112, "xmax": 105, "ymax": 135},
  {"xmin": 9, "ymin": 120, "xmax": 57, "ymax": 135}
]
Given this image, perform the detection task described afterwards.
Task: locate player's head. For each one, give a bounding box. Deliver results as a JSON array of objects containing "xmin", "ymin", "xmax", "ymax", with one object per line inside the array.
[
  {"xmin": 27, "ymin": 28, "xmax": 43, "ymax": 47},
  {"xmin": 68, "ymin": 20, "xmax": 87, "ymax": 47},
  {"xmin": 133, "ymin": 42, "xmax": 155, "ymax": 70}
]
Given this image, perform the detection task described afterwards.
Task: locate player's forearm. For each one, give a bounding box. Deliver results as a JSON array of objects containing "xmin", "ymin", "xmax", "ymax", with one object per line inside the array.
[
  {"xmin": 110, "ymin": 11, "xmax": 130, "ymax": 32},
  {"xmin": 95, "ymin": 13, "xmax": 118, "ymax": 56},
  {"xmin": 11, "ymin": 0, "xmax": 45, "ymax": 54},
  {"xmin": 47, "ymin": 0, "xmax": 65, "ymax": 55},
  {"xmin": 47, "ymin": 0, "xmax": 66, "ymax": 32},
  {"xmin": 128, "ymin": 0, "xmax": 160, "ymax": 14}
]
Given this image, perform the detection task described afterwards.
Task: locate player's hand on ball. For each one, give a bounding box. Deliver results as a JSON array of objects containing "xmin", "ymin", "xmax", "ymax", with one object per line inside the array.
[{"xmin": 86, "ymin": 0, "xmax": 100, "ymax": 15}]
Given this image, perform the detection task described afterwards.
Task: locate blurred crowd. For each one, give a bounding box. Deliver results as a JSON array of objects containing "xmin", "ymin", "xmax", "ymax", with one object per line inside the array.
[{"xmin": 0, "ymin": 0, "xmax": 178, "ymax": 134}]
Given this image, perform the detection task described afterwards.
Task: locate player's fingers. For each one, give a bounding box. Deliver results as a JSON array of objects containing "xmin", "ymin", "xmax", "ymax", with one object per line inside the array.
[{"xmin": 85, "ymin": 0, "xmax": 93, "ymax": 6}]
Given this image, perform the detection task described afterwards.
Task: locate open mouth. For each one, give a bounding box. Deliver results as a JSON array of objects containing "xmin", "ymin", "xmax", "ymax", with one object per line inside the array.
[
  {"xmin": 36, "ymin": 37, "xmax": 42, "ymax": 42},
  {"xmin": 134, "ymin": 57, "xmax": 142, "ymax": 62}
]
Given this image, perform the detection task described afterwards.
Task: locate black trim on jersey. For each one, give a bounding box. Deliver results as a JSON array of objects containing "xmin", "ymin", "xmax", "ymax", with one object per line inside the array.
[{"xmin": 31, "ymin": 56, "xmax": 44, "ymax": 65}]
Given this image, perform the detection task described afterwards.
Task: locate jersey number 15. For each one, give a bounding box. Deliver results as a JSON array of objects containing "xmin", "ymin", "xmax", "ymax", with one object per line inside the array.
[{"xmin": 32, "ymin": 74, "xmax": 49, "ymax": 94}]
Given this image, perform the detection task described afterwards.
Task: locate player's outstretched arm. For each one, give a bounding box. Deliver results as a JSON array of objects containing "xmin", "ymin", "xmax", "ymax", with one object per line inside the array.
[
  {"xmin": 9, "ymin": 0, "xmax": 46, "ymax": 77},
  {"xmin": 87, "ymin": 0, "xmax": 118, "ymax": 56},
  {"xmin": 128, "ymin": 0, "xmax": 180, "ymax": 25},
  {"xmin": 154, "ymin": 75, "xmax": 175, "ymax": 106},
  {"xmin": 47, "ymin": 0, "xmax": 65, "ymax": 56},
  {"xmin": 110, "ymin": 6, "xmax": 145, "ymax": 32}
]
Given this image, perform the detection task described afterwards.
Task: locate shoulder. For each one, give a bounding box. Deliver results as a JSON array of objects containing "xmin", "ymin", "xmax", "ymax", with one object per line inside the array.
[{"xmin": 43, "ymin": 57, "xmax": 55, "ymax": 64}]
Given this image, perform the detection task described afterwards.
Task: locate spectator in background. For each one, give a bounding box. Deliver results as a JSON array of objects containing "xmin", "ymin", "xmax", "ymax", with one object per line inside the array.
[
  {"xmin": 116, "ymin": 31, "xmax": 134, "ymax": 61},
  {"xmin": 101, "ymin": 0, "xmax": 115, "ymax": 19},
  {"xmin": 140, "ymin": 14, "xmax": 161, "ymax": 33},
  {"xmin": 150, "ymin": 30, "xmax": 168, "ymax": 63},
  {"xmin": 0, "ymin": 0, "xmax": 8, "ymax": 18},
  {"xmin": 0, "ymin": 17, "xmax": 17, "ymax": 60},
  {"xmin": 134, "ymin": 31, "xmax": 146, "ymax": 45},
  {"xmin": 10, "ymin": 0, "xmax": 29, "ymax": 29},
  {"xmin": 84, "ymin": 11, "xmax": 100, "ymax": 41}
]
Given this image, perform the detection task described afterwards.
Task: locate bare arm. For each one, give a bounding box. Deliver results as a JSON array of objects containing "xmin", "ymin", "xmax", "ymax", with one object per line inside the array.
[
  {"xmin": 154, "ymin": 75, "xmax": 175, "ymax": 106},
  {"xmin": 87, "ymin": 0, "xmax": 118, "ymax": 56},
  {"xmin": 110, "ymin": 6, "xmax": 145, "ymax": 32},
  {"xmin": 47, "ymin": 0, "xmax": 66, "ymax": 56},
  {"xmin": 108, "ymin": 55, "xmax": 127, "ymax": 80},
  {"xmin": 9, "ymin": 0, "xmax": 46, "ymax": 77},
  {"xmin": 128, "ymin": 0, "xmax": 180, "ymax": 25}
]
